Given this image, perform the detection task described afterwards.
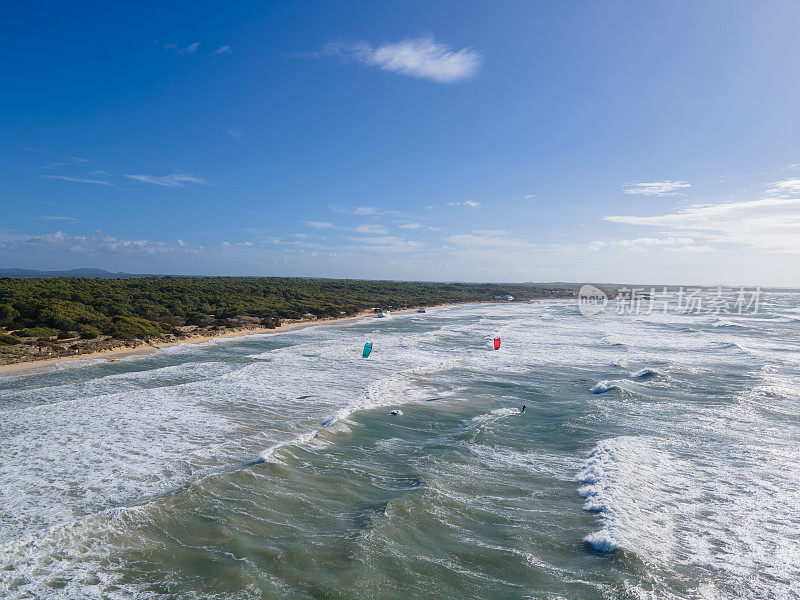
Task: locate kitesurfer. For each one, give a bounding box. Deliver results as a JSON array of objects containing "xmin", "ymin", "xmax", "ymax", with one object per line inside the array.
[{"xmin": 520, "ymin": 405, "xmax": 526, "ymax": 413}]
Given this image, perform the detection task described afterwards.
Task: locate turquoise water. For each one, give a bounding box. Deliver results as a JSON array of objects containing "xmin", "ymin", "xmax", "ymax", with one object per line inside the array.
[{"xmin": 1, "ymin": 299, "xmax": 799, "ymax": 599}]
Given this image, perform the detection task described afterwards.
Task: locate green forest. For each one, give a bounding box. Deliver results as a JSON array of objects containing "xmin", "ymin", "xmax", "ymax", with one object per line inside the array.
[{"xmin": 0, "ymin": 277, "xmax": 573, "ymax": 344}]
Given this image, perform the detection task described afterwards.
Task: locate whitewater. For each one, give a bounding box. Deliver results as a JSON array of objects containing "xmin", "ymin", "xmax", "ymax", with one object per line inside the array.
[{"xmin": 1, "ymin": 297, "xmax": 798, "ymax": 599}]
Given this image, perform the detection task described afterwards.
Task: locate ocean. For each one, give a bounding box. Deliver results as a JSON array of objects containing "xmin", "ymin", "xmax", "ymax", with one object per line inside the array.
[{"xmin": 1, "ymin": 298, "xmax": 798, "ymax": 599}]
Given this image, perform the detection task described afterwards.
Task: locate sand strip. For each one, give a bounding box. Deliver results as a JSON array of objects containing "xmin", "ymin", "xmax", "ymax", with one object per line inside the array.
[{"xmin": 0, "ymin": 305, "xmax": 462, "ymax": 377}]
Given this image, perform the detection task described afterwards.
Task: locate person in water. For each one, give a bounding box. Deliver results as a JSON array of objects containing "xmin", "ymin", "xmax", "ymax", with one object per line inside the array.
[{"xmin": 520, "ymin": 405, "xmax": 526, "ymax": 413}]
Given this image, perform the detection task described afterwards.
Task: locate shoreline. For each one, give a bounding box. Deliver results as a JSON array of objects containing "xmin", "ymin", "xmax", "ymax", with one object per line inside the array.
[{"xmin": 0, "ymin": 303, "xmax": 473, "ymax": 377}]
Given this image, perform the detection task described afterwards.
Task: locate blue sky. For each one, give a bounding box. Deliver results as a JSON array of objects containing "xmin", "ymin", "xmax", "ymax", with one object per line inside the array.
[{"xmin": 2, "ymin": 1, "xmax": 800, "ymax": 285}]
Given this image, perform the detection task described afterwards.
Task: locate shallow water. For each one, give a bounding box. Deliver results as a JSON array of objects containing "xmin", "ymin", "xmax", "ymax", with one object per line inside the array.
[{"xmin": 1, "ymin": 298, "xmax": 799, "ymax": 599}]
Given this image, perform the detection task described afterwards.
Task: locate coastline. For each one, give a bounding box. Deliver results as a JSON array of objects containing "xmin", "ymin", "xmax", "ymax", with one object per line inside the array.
[{"xmin": 0, "ymin": 304, "xmax": 465, "ymax": 377}]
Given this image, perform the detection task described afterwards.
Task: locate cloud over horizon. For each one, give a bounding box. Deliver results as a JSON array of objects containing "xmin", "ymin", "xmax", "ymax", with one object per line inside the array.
[
  {"xmin": 0, "ymin": 231, "xmax": 199, "ymax": 257},
  {"xmin": 606, "ymin": 179, "xmax": 800, "ymax": 253}
]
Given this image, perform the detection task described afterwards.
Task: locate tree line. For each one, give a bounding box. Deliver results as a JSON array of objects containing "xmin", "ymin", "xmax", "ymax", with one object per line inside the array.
[{"xmin": 0, "ymin": 277, "xmax": 571, "ymax": 342}]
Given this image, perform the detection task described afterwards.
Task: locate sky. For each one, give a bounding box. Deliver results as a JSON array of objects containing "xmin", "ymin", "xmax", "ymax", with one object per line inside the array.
[{"xmin": 2, "ymin": 0, "xmax": 800, "ymax": 286}]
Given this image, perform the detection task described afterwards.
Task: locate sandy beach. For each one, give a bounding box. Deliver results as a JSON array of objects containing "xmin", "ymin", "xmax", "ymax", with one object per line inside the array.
[{"xmin": 0, "ymin": 306, "xmax": 439, "ymax": 377}]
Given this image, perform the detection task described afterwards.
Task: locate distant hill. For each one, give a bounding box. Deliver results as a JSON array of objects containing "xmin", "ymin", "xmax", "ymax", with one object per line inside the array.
[{"xmin": 0, "ymin": 268, "xmax": 149, "ymax": 279}]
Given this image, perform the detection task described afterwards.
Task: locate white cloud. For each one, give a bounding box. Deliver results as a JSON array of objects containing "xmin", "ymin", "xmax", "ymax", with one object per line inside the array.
[
  {"xmin": 332, "ymin": 205, "xmax": 404, "ymax": 218},
  {"xmin": 398, "ymin": 222, "xmax": 424, "ymax": 229},
  {"xmin": 346, "ymin": 235, "xmax": 423, "ymax": 253},
  {"xmin": 354, "ymin": 223, "xmax": 388, "ymax": 234},
  {"xmin": 447, "ymin": 200, "xmax": 481, "ymax": 208},
  {"xmin": 440, "ymin": 230, "xmax": 544, "ymax": 277},
  {"xmin": 767, "ymin": 178, "xmax": 800, "ymax": 196},
  {"xmin": 587, "ymin": 240, "xmax": 606, "ymax": 251},
  {"xmin": 353, "ymin": 206, "xmax": 378, "ymax": 215},
  {"xmin": 0, "ymin": 231, "xmax": 198, "ymax": 256},
  {"xmin": 176, "ymin": 42, "xmax": 200, "ymax": 55},
  {"xmin": 126, "ymin": 173, "xmax": 208, "ymax": 188},
  {"xmin": 664, "ymin": 244, "xmax": 717, "ymax": 253},
  {"xmin": 41, "ymin": 175, "xmax": 114, "ymax": 186},
  {"xmin": 615, "ymin": 236, "xmax": 695, "ymax": 248},
  {"xmin": 227, "ymin": 128, "xmax": 244, "ymax": 138},
  {"xmin": 523, "ymin": 194, "xmax": 536, "ymax": 200},
  {"xmin": 622, "ymin": 181, "xmax": 691, "ymax": 196},
  {"xmin": 34, "ymin": 216, "xmax": 77, "ymax": 221},
  {"xmin": 605, "ymin": 184, "xmax": 800, "ymax": 253},
  {"xmin": 211, "ymin": 45, "xmax": 232, "ymax": 55},
  {"xmin": 446, "ymin": 229, "xmax": 534, "ymax": 251},
  {"xmin": 322, "ymin": 36, "xmax": 481, "ymax": 83},
  {"xmin": 287, "ymin": 239, "xmax": 330, "ymax": 251},
  {"xmin": 591, "ymin": 236, "xmax": 716, "ymax": 253},
  {"xmin": 220, "ymin": 241, "xmax": 253, "ymax": 250},
  {"xmin": 306, "ymin": 221, "xmax": 335, "ymax": 230}
]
